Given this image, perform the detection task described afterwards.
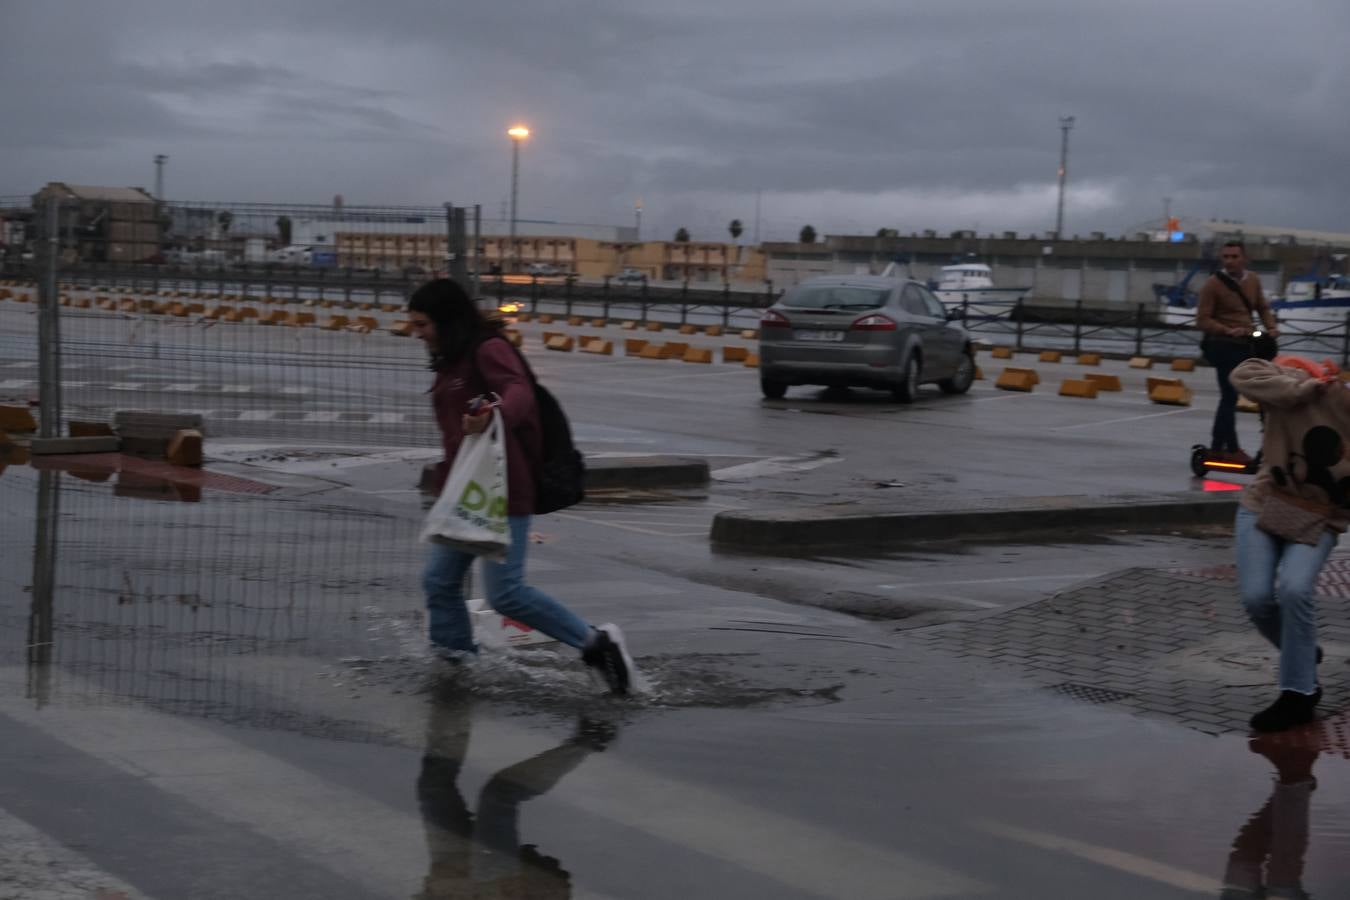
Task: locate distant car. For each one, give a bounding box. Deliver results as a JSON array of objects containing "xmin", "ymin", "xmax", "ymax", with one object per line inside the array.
[
  {"xmin": 525, "ymin": 262, "xmax": 563, "ymax": 276},
  {"xmin": 613, "ymin": 268, "xmax": 646, "ymax": 284},
  {"xmin": 757, "ymin": 275, "xmax": 975, "ymax": 402}
]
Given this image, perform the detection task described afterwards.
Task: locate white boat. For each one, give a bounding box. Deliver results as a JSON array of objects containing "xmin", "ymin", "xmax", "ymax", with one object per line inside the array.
[
  {"xmin": 929, "ymin": 263, "xmax": 1031, "ymax": 308},
  {"xmin": 1269, "ymin": 275, "xmax": 1350, "ymax": 330}
]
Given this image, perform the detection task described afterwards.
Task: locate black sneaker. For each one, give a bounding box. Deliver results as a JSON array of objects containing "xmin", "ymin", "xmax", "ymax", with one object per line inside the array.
[
  {"xmin": 1250, "ymin": 690, "xmax": 1317, "ymax": 733},
  {"xmin": 582, "ymin": 624, "xmax": 633, "ymax": 696}
]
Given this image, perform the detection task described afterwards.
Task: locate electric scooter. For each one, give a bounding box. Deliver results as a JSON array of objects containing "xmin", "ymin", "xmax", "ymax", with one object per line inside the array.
[{"xmin": 1190, "ymin": 445, "xmax": 1262, "ymax": 478}]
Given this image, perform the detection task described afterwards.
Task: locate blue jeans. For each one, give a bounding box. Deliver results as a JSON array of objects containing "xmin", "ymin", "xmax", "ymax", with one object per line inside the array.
[
  {"xmin": 422, "ymin": 516, "xmax": 593, "ymax": 653},
  {"xmin": 1235, "ymin": 506, "xmax": 1333, "ymax": 694}
]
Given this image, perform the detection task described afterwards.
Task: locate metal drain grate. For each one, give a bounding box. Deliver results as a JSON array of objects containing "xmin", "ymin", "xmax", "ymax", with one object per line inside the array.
[{"xmin": 1049, "ymin": 682, "xmax": 1133, "ymax": 705}]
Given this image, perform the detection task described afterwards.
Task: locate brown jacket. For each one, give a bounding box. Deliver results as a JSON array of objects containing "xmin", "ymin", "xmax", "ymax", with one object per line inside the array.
[
  {"xmin": 1230, "ymin": 358, "xmax": 1350, "ymax": 533},
  {"xmin": 1196, "ymin": 271, "xmax": 1274, "ymax": 338}
]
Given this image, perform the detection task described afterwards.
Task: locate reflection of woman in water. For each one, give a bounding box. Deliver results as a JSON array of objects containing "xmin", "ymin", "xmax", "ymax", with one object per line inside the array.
[
  {"xmin": 1220, "ymin": 738, "xmax": 1317, "ymax": 900},
  {"xmin": 415, "ymin": 695, "xmax": 615, "ymax": 899}
]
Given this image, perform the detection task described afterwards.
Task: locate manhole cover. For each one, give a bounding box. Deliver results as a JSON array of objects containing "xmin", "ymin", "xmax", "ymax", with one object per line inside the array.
[{"xmin": 1050, "ymin": 682, "xmax": 1133, "ymax": 704}]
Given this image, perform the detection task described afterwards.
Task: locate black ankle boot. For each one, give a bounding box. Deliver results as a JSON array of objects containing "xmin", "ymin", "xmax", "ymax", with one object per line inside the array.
[{"xmin": 1250, "ymin": 691, "xmax": 1317, "ymax": 733}]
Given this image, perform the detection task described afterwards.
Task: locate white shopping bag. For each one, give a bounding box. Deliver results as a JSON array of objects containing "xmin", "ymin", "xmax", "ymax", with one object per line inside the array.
[
  {"xmin": 419, "ymin": 409, "xmax": 510, "ymax": 560},
  {"xmin": 467, "ymin": 597, "xmax": 558, "ymax": 648}
]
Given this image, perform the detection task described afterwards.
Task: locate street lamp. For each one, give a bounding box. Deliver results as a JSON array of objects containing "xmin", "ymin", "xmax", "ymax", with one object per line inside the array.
[{"xmin": 507, "ymin": 125, "xmax": 530, "ymax": 273}]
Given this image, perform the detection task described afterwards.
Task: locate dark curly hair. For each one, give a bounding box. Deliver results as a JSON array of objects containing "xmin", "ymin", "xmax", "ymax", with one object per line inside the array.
[{"xmin": 406, "ymin": 278, "xmax": 501, "ymax": 369}]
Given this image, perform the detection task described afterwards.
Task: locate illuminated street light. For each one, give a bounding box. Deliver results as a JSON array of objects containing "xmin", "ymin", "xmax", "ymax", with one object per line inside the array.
[{"xmin": 508, "ymin": 125, "xmax": 530, "ymax": 272}]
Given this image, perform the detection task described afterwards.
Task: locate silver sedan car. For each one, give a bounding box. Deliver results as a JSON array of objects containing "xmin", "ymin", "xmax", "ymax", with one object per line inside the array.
[{"xmin": 758, "ymin": 275, "xmax": 975, "ymax": 402}]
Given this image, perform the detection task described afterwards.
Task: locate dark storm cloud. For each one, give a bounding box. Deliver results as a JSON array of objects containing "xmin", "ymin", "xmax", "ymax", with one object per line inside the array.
[{"xmin": 2, "ymin": 0, "xmax": 1348, "ymax": 236}]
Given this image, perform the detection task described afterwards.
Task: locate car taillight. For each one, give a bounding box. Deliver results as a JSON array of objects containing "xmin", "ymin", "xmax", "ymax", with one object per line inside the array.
[
  {"xmin": 851, "ymin": 314, "xmax": 897, "ymax": 331},
  {"xmin": 760, "ymin": 309, "xmax": 791, "ymax": 327}
]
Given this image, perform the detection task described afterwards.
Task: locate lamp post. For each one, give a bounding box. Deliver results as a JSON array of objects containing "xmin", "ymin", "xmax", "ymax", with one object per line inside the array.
[
  {"xmin": 1054, "ymin": 116, "xmax": 1074, "ymax": 239},
  {"xmin": 507, "ymin": 125, "xmax": 529, "ymax": 273}
]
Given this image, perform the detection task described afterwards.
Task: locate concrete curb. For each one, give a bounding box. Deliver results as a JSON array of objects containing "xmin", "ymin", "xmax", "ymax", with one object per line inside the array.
[
  {"xmin": 585, "ymin": 456, "xmax": 709, "ymax": 491},
  {"xmin": 710, "ymin": 492, "xmax": 1240, "ymax": 551}
]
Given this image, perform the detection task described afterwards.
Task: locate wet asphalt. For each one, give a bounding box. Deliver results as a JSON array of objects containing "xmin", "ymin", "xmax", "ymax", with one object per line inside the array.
[{"xmin": 2, "ymin": 304, "xmax": 1349, "ymax": 898}]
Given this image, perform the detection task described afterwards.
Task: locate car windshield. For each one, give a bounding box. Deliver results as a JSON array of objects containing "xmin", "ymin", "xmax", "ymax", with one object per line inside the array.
[{"xmin": 781, "ymin": 286, "xmax": 889, "ymax": 310}]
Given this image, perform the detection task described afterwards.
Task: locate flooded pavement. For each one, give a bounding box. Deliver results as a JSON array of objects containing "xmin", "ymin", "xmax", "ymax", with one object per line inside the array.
[{"xmin": 2, "ymin": 461, "xmax": 1350, "ymax": 898}]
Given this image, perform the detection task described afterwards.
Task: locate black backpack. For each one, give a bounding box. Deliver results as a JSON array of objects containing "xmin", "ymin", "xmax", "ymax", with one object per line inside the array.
[{"xmin": 474, "ymin": 335, "xmax": 585, "ymax": 514}]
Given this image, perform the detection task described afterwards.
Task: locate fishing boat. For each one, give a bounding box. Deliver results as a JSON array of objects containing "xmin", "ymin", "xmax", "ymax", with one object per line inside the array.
[{"xmin": 1268, "ymin": 275, "xmax": 1350, "ymax": 328}]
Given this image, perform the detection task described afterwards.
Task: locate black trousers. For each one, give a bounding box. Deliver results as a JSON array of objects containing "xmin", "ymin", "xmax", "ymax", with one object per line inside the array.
[{"xmin": 1201, "ymin": 338, "xmax": 1251, "ymax": 452}]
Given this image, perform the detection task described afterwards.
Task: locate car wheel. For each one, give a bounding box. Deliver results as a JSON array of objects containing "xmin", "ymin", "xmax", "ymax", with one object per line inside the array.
[
  {"xmin": 938, "ymin": 350, "xmax": 976, "ymax": 394},
  {"xmin": 760, "ymin": 376, "xmax": 788, "ymax": 399},
  {"xmin": 891, "ymin": 353, "xmax": 921, "ymax": 403}
]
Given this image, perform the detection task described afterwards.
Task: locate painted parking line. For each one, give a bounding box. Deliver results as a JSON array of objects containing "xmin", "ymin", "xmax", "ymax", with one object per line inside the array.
[
  {"xmin": 280, "ymin": 386, "xmax": 313, "ymax": 395},
  {"xmin": 301, "ymin": 411, "xmax": 342, "ymax": 423},
  {"xmin": 237, "ymin": 410, "xmax": 276, "ymax": 421},
  {"xmin": 0, "ymin": 379, "xmax": 33, "ymax": 389},
  {"xmin": 162, "ymin": 383, "xmax": 201, "ymax": 392}
]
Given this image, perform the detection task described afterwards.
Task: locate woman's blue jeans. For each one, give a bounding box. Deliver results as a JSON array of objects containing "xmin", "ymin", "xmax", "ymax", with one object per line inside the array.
[
  {"xmin": 1235, "ymin": 506, "xmax": 1333, "ymax": 694},
  {"xmin": 423, "ymin": 516, "xmax": 593, "ymax": 653}
]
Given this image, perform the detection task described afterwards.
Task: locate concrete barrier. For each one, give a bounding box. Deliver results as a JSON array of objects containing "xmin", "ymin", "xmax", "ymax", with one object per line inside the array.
[
  {"xmin": 1171, "ymin": 358, "xmax": 1197, "ymax": 372},
  {"xmin": 679, "ymin": 324, "xmax": 698, "ymax": 335},
  {"xmin": 1039, "ymin": 350, "xmax": 1062, "ymax": 363},
  {"xmin": 590, "ymin": 318, "xmax": 607, "ymax": 327},
  {"xmin": 740, "ymin": 329, "xmax": 759, "ymax": 340},
  {"xmin": 645, "ymin": 322, "xmax": 665, "ymax": 332},
  {"xmin": 1237, "ymin": 395, "xmax": 1260, "ymax": 413},
  {"xmin": 661, "ymin": 342, "xmax": 689, "ymax": 357},
  {"xmin": 743, "ymin": 353, "xmax": 760, "ymax": 368},
  {"xmin": 683, "ymin": 347, "xmax": 713, "ymax": 364},
  {"xmin": 545, "ymin": 335, "xmax": 575, "ymax": 352},
  {"xmin": 1084, "ymin": 372, "xmax": 1123, "ymax": 391},
  {"xmin": 705, "ymin": 325, "xmax": 723, "ymax": 336},
  {"xmin": 537, "ymin": 314, "xmax": 556, "ymax": 324},
  {"xmin": 167, "ymin": 429, "xmax": 204, "ymax": 467},
  {"xmin": 581, "ymin": 339, "xmax": 614, "ymax": 355},
  {"xmin": 637, "ymin": 344, "xmax": 667, "ymax": 359},
  {"xmin": 622, "ymin": 321, "xmax": 638, "ymax": 330},
  {"xmin": 723, "ymin": 346, "xmax": 749, "ymax": 363},
  {"xmin": 1058, "ymin": 378, "xmax": 1098, "ymax": 398},
  {"xmin": 515, "ymin": 312, "xmax": 532, "ymax": 322},
  {"xmin": 991, "ymin": 346, "xmax": 1013, "ymax": 359},
  {"xmin": 1076, "ymin": 353, "xmax": 1101, "ymax": 365},
  {"xmin": 1147, "ymin": 377, "xmax": 1192, "ymax": 406},
  {"xmin": 995, "ymin": 368, "xmax": 1036, "ymax": 392},
  {"xmin": 322, "ymin": 315, "xmax": 349, "ymax": 330},
  {"xmin": 0, "ymin": 405, "xmax": 37, "ymax": 433},
  {"xmin": 567, "ymin": 316, "xmax": 585, "ymax": 326},
  {"xmin": 1129, "ymin": 356, "xmax": 1154, "ymax": 369},
  {"xmin": 624, "ymin": 339, "xmax": 649, "ymax": 355},
  {"xmin": 389, "ymin": 321, "xmax": 412, "ymax": 336}
]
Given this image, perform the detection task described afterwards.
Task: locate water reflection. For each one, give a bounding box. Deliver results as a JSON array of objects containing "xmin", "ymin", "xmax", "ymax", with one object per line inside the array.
[
  {"xmin": 416, "ymin": 693, "xmax": 616, "ymax": 899},
  {"xmin": 1220, "ymin": 738, "xmax": 1318, "ymax": 900}
]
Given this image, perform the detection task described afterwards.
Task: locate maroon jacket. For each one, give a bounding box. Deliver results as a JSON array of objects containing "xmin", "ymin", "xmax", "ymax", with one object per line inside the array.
[{"xmin": 429, "ymin": 336, "xmax": 542, "ymax": 516}]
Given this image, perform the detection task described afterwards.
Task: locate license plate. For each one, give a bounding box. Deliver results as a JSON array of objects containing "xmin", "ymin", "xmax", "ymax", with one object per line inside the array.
[{"xmin": 794, "ymin": 330, "xmax": 845, "ymax": 342}]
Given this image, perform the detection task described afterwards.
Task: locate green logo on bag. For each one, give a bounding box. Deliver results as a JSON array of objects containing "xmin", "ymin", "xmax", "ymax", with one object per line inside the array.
[{"xmin": 460, "ymin": 480, "xmax": 487, "ymax": 511}]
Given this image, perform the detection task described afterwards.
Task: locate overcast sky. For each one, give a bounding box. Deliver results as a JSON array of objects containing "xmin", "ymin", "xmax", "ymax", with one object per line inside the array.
[{"xmin": 2, "ymin": 0, "xmax": 1347, "ymax": 241}]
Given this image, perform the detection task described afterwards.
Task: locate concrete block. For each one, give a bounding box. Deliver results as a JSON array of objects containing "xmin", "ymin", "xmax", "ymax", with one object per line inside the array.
[
  {"xmin": 1039, "ymin": 350, "xmax": 1062, "ymax": 363},
  {"xmin": 683, "ymin": 347, "xmax": 714, "ymax": 364},
  {"xmin": 743, "ymin": 353, "xmax": 760, "ymax": 368},
  {"xmin": 223, "ymin": 309, "xmax": 243, "ymax": 323},
  {"xmin": 567, "ymin": 316, "xmax": 585, "ymax": 326},
  {"xmin": 167, "ymin": 429, "xmax": 204, "ymax": 467},
  {"xmin": 187, "ymin": 303, "xmax": 206, "ymax": 314},
  {"xmin": 1128, "ymin": 356, "xmax": 1154, "ymax": 369},
  {"xmin": 590, "ymin": 318, "xmax": 607, "ymax": 327},
  {"xmin": 30, "ymin": 435, "xmax": 120, "ymax": 455},
  {"xmin": 69, "ymin": 421, "xmax": 114, "ymax": 437},
  {"xmin": 637, "ymin": 344, "xmax": 667, "ymax": 359},
  {"xmin": 345, "ymin": 324, "xmax": 371, "ymax": 335},
  {"xmin": 515, "ymin": 312, "xmax": 532, "ymax": 322},
  {"xmin": 645, "ymin": 321, "xmax": 665, "ymax": 332},
  {"xmin": 114, "ymin": 411, "xmax": 204, "ymax": 436},
  {"xmin": 991, "ymin": 346, "xmax": 1013, "ymax": 359},
  {"xmin": 974, "ymin": 366, "xmax": 984, "ymax": 380},
  {"xmin": 1058, "ymin": 378, "xmax": 1099, "ymax": 398},
  {"xmin": 238, "ymin": 307, "xmax": 259, "ymax": 319},
  {"xmin": 0, "ymin": 405, "xmax": 37, "ymax": 433},
  {"xmin": 740, "ymin": 329, "xmax": 759, "ymax": 340},
  {"xmin": 537, "ymin": 314, "xmax": 556, "ymax": 324},
  {"xmin": 621, "ymin": 321, "xmax": 638, "ymax": 330},
  {"xmin": 661, "ymin": 342, "xmax": 690, "ymax": 357},
  {"xmin": 287, "ymin": 311, "xmax": 316, "ymax": 327},
  {"xmin": 995, "ymin": 368, "xmax": 1037, "ymax": 392},
  {"xmin": 723, "ymin": 346, "xmax": 749, "ymax": 363},
  {"xmin": 545, "ymin": 335, "xmax": 575, "ymax": 352},
  {"xmin": 1170, "ymin": 358, "xmax": 1197, "ymax": 372},
  {"xmin": 1084, "ymin": 372, "xmax": 1123, "ymax": 391},
  {"xmin": 73, "ymin": 298, "xmax": 91, "ymax": 310},
  {"xmin": 704, "ymin": 325, "xmax": 723, "ymax": 336},
  {"xmin": 1003, "ymin": 366, "xmax": 1040, "ymax": 385},
  {"xmin": 542, "ymin": 331, "xmax": 564, "ymax": 343},
  {"xmin": 624, "ymin": 339, "xmax": 649, "ymax": 355},
  {"xmin": 356, "ymin": 316, "xmax": 379, "ymax": 330},
  {"xmin": 381, "ymin": 303, "xmax": 401, "ymax": 313},
  {"xmin": 389, "ymin": 322, "xmax": 412, "ymax": 336},
  {"xmin": 679, "ymin": 324, "xmax": 698, "ymax": 335},
  {"xmin": 581, "ymin": 339, "xmax": 614, "ymax": 355},
  {"xmin": 261, "ymin": 309, "xmax": 287, "ymax": 325},
  {"xmin": 322, "ymin": 315, "xmax": 350, "ymax": 330},
  {"xmin": 1237, "ymin": 394, "xmax": 1260, "ymax": 413},
  {"xmin": 1150, "ymin": 383, "xmax": 1192, "ymax": 406}
]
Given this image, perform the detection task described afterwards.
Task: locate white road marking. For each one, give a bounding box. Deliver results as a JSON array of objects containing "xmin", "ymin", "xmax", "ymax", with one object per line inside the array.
[
  {"xmin": 367, "ymin": 412, "xmax": 406, "ymax": 424},
  {"xmin": 107, "ymin": 382, "xmax": 145, "ymax": 391},
  {"xmin": 162, "ymin": 383, "xmax": 201, "ymax": 392},
  {"xmin": 712, "ymin": 454, "xmax": 844, "ymax": 481},
  {"xmin": 302, "ymin": 411, "xmax": 342, "ymax": 423},
  {"xmin": 972, "ymin": 819, "xmax": 1220, "ymax": 893},
  {"xmin": 0, "ymin": 379, "xmax": 33, "ymax": 389},
  {"xmin": 237, "ymin": 410, "xmax": 276, "ymax": 421},
  {"xmin": 1052, "ymin": 406, "xmax": 1200, "ymax": 431},
  {"xmin": 280, "ymin": 386, "xmax": 313, "ymax": 395},
  {"xmin": 220, "ymin": 385, "xmax": 253, "ymax": 394}
]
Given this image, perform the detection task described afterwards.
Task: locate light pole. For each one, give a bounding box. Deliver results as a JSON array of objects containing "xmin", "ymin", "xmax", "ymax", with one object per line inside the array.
[
  {"xmin": 1054, "ymin": 116, "xmax": 1074, "ymax": 239},
  {"xmin": 153, "ymin": 154, "xmax": 168, "ymax": 201},
  {"xmin": 635, "ymin": 198, "xmax": 642, "ymax": 242},
  {"xmin": 507, "ymin": 125, "xmax": 529, "ymax": 273}
]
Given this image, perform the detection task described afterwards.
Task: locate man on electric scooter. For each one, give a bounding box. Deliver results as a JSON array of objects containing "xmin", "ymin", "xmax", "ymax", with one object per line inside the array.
[{"xmin": 1197, "ymin": 240, "xmax": 1279, "ymax": 464}]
